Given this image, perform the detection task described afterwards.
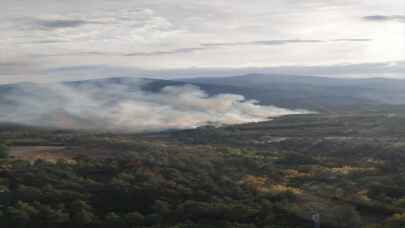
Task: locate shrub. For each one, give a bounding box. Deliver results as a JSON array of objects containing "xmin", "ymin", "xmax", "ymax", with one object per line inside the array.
[{"xmin": 0, "ymin": 144, "xmax": 9, "ymax": 159}]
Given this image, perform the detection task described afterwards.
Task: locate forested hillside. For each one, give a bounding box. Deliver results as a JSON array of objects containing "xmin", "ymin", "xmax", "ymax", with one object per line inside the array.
[{"xmin": 0, "ymin": 111, "xmax": 405, "ymax": 227}]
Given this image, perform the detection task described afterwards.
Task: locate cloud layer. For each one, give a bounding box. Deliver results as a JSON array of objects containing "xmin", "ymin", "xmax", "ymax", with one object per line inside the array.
[
  {"xmin": 0, "ymin": 79, "xmax": 307, "ymax": 131},
  {"xmin": 200, "ymin": 39, "xmax": 371, "ymax": 47},
  {"xmin": 31, "ymin": 19, "xmax": 94, "ymax": 30},
  {"xmin": 0, "ymin": 0, "xmax": 403, "ymax": 83},
  {"xmin": 364, "ymin": 15, "xmax": 405, "ymax": 23}
]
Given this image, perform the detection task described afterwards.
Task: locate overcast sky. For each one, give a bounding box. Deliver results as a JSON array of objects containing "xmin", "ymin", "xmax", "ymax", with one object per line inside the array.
[{"xmin": 0, "ymin": 0, "xmax": 404, "ymax": 83}]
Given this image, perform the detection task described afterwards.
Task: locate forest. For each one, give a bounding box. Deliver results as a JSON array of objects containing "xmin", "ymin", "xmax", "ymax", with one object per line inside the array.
[{"xmin": 0, "ymin": 111, "xmax": 405, "ymax": 227}]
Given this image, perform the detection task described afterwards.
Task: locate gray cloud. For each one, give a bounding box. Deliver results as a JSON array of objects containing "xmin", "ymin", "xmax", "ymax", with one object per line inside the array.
[
  {"xmin": 201, "ymin": 39, "xmax": 371, "ymax": 47},
  {"xmin": 30, "ymin": 47, "xmax": 210, "ymax": 58},
  {"xmin": 1, "ymin": 60, "xmax": 403, "ymax": 85},
  {"xmin": 0, "ymin": 0, "xmax": 402, "ymax": 83},
  {"xmin": 332, "ymin": 39, "xmax": 372, "ymax": 42},
  {"xmin": 33, "ymin": 19, "xmax": 90, "ymax": 29},
  {"xmin": 29, "ymin": 38, "xmax": 371, "ymax": 58},
  {"xmin": 125, "ymin": 47, "xmax": 209, "ymax": 56},
  {"xmin": 248, "ymin": 61, "xmax": 405, "ymax": 78},
  {"xmin": 363, "ymin": 15, "xmax": 405, "ymax": 23},
  {"xmin": 41, "ymin": 60, "xmax": 405, "ymax": 81},
  {"xmin": 31, "ymin": 51, "xmax": 116, "ymax": 58},
  {"xmin": 12, "ymin": 17, "xmax": 106, "ymax": 32},
  {"xmin": 201, "ymin": 39, "xmax": 324, "ymax": 47},
  {"xmin": 161, "ymin": 61, "xmax": 405, "ymax": 79},
  {"xmin": 32, "ymin": 39, "xmax": 70, "ymax": 44},
  {"xmin": 0, "ymin": 61, "xmax": 41, "ymax": 76}
]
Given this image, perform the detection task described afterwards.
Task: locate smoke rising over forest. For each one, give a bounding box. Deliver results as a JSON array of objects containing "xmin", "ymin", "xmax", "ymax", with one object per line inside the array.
[{"xmin": 0, "ymin": 79, "xmax": 307, "ymax": 131}]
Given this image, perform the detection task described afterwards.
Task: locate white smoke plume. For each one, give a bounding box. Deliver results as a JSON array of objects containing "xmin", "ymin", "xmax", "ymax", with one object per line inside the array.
[{"xmin": 0, "ymin": 78, "xmax": 308, "ymax": 132}]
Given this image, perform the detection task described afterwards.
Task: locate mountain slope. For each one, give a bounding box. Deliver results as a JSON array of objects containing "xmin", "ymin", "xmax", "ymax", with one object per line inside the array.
[
  {"xmin": 182, "ymin": 74, "xmax": 405, "ymax": 111},
  {"xmin": 0, "ymin": 77, "xmax": 303, "ymax": 131},
  {"xmin": 1, "ymin": 74, "xmax": 405, "ymax": 120}
]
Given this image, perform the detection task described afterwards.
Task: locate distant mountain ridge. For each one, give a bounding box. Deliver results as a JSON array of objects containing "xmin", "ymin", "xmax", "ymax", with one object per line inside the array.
[
  {"xmin": 180, "ymin": 74, "xmax": 405, "ymax": 110},
  {"xmin": 1, "ymin": 74, "xmax": 405, "ymax": 113}
]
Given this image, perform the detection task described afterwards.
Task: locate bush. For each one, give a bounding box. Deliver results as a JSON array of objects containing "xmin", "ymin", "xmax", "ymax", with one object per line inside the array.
[{"xmin": 0, "ymin": 144, "xmax": 9, "ymax": 159}]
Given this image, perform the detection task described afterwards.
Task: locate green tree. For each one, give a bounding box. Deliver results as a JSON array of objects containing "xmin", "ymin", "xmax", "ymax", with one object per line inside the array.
[
  {"xmin": 104, "ymin": 212, "xmax": 125, "ymax": 228},
  {"xmin": 384, "ymin": 213, "xmax": 405, "ymax": 228},
  {"xmin": 69, "ymin": 200, "xmax": 98, "ymax": 226},
  {"xmin": 7, "ymin": 201, "xmax": 39, "ymax": 228},
  {"xmin": 33, "ymin": 201, "xmax": 70, "ymax": 225},
  {"xmin": 333, "ymin": 205, "xmax": 362, "ymax": 228},
  {"xmin": 125, "ymin": 211, "xmax": 144, "ymax": 227},
  {"xmin": 0, "ymin": 143, "xmax": 9, "ymax": 159},
  {"xmin": 144, "ymin": 213, "xmax": 161, "ymax": 226}
]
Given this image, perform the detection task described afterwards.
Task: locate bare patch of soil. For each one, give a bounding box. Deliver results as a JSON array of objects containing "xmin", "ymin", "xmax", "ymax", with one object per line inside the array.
[{"xmin": 9, "ymin": 146, "xmax": 75, "ymax": 162}]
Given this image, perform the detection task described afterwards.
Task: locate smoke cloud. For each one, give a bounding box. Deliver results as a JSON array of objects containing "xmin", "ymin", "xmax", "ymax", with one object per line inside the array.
[{"xmin": 0, "ymin": 78, "xmax": 308, "ymax": 132}]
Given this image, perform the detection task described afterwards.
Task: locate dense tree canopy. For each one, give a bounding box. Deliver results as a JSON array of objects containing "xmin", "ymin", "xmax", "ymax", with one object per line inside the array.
[
  {"xmin": 0, "ymin": 143, "xmax": 8, "ymax": 159},
  {"xmin": 1, "ymin": 113, "xmax": 405, "ymax": 227}
]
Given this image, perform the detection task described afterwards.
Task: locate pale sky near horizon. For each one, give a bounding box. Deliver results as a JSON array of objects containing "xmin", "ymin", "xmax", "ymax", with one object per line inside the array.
[{"xmin": 0, "ymin": 0, "xmax": 404, "ymax": 83}]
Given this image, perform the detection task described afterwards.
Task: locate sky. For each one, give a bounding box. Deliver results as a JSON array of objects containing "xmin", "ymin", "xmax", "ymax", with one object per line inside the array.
[{"xmin": 0, "ymin": 0, "xmax": 404, "ymax": 84}]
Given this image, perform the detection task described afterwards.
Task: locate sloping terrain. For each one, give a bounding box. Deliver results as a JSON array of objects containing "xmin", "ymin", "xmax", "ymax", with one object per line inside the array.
[
  {"xmin": 2, "ymin": 74, "xmax": 405, "ymax": 115},
  {"xmin": 183, "ymin": 74, "xmax": 405, "ymax": 110},
  {"xmin": 1, "ymin": 76, "xmax": 405, "ymax": 227},
  {"xmin": 0, "ymin": 111, "xmax": 405, "ymax": 227}
]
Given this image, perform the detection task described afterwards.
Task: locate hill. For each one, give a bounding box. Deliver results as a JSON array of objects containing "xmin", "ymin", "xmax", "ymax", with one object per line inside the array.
[
  {"xmin": 0, "ymin": 112, "xmax": 405, "ymax": 227},
  {"xmin": 2, "ymin": 74, "xmax": 405, "ymax": 115},
  {"xmin": 0, "ymin": 77, "xmax": 304, "ymax": 131},
  {"xmin": 182, "ymin": 74, "xmax": 405, "ymax": 111}
]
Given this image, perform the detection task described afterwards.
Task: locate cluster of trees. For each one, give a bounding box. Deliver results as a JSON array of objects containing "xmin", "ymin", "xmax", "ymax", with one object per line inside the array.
[
  {"xmin": 1, "ymin": 112, "xmax": 405, "ymax": 227},
  {"xmin": 1, "ymin": 149, "xmax": 401, "ymax": 227},
  {"xmin": 0, "ymin": 140, "xmax": 403, "ymax": 227},
  {"xmin": 0, "ymin": 143, "xmax": 8, "ymax": 159},
  {"xmin": 0, "ymin": 159, "xmax": 311, "ymax": 228}
]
